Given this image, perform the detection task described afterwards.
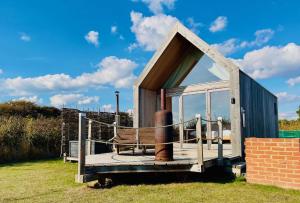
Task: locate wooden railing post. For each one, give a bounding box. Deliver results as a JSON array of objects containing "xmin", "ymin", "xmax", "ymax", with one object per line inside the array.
[
  {"xmin": 217, "ymin": 117, "xmax": 223, "ymax": 166},
  {"xmin": 196, "ymin": 114, "xmax": 203, "ymax": 170},
  {"xmin": 113, "ymin": 115, "xmax": 120, "ymax": 151},
  {"xmin": 87, "ymin": 119, "xmax": 92, "ymax": 155},
  {"xmin": 179, "ymin": 96, "xmax": 184, "ymax": 149},
  {"xmin": 77, "ymin": 112, "xmax": 86, "ymax": 183},
  {"xmin": 136, "ymin": 128, "xmax": 139, "ymax": 150}
]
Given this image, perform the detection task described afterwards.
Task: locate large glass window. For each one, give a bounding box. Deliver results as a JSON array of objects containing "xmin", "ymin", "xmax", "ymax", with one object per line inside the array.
[
  {"xmin": 210, "ymin": 90, "xmax": 230, "ymax": 123},
  {"xmin": 183, "ymin": 93, "xmax": 206, "ymax": 141},
  {"xmin": 180, "ymin": 55, "xmax": 229, "ymax": 86},
  {"xmin": 210, "ymin": 90, "xmax": 231, "ymax": 141},
  {"xmin": 171, "ymin": 96, "xmax": 179, "ymax": 124},
  {"xmin": 163, "ymin": 47, "xmax": 229, "ymax": 88},
  {"xmin": 170, "ymin": 96, "xmax": 180, "ymax": 141},
  {"xmin": 183, "ymin": 93, "xmax": 206, "ymax": 121},
  {"xmin": 168, "ymin": 90, "xmax": 231, "ymax": 144}
]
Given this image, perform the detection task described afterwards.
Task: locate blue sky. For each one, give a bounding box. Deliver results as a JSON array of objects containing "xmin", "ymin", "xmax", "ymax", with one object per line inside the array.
[{"xmin": 0, "ymin": 0, "xmax": 300, "ymax": 119}]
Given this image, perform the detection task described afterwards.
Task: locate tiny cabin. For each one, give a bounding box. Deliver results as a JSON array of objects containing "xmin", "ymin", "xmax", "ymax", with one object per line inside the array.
[
  {"xmin": 133, "ymin": 22, "xmax": 278, "ymax": 158},
  {"xmin": 74, "ymin": 22, "xmax": 279, "ymax": 183}
]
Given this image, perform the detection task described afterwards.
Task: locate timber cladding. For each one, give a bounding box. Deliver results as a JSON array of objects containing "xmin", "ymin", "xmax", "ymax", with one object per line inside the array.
[{"xmin": 245, "ymin": 138, "xmax": 300, "ymax": 190}]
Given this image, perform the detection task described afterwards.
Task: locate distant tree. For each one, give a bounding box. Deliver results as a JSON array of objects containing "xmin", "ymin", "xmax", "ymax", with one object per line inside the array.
[{"xmin": 297, "ymin": 105, "xmax": 300, "ymax": 120}]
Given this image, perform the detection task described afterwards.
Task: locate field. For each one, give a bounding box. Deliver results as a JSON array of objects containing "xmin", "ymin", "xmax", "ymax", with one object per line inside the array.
[{"xmin": 1, "ymin": 159, "xmax": 300, "ymax": 203}]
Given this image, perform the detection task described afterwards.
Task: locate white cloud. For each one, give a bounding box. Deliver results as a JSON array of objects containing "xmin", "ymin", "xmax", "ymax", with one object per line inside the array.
[
  {"xmin": 130, "ymin": 11, "xmax": 178, "ymax": 51},
  {"xmin": 276, "ymin": 92, "xmax": 300, "ymax": 103},
  {"xmin": 13, "ymin": 95, "xmax": 42, "ymax": 104},
  {"xmin": 78, "ymin": 96, "xmax": 99, "ymax": 105},
  {"xmin": 0, "ymin": 69, "xmax": 3, "ymax": 74},
  {"xmin": 128, "ymin": 43, "xmax": 138, "ymax": 52},
  {"xmin": 50, "ymin": 94, "xmax": 81, "ymax": 107},
  {"xmin": 111, "ymin": 26, "xmax": 125, "ymax": 40},
  {"xmin": 3, "ymin": 56, "xmax": 138, "ymax": 96},
  {"xmin": 287, "ymin": 76, "xmax": 300, "ymax": 86},
  {"xmin": 240, "ymin": 29, "xmax": 274, "ymax": 48},
  {"xmin": 136, "ymin": 0, "xmax": 176, "ymax": 14},
  {"xmin": 50, "ymin": 94, "xmax": 99, "ymax": 107},
  {"xmin": 111, "ymin": 26, "xmax": 117, "ymax": 34},
  {"xmin": 20, "ymin": 33, "xmax": 31, "ymax": 42},
  {"xmin": 212, "ymin": 29, "xmax": 275, "ymax": 56},
  {"xmin": 233, "ymin": 43, "xmax": 300, "ymax": 79},
  {"xmin": 212, "ymin": 38, "xmax": 239, "ymax": 56},
  {"xmin": 275, "ymin": 92, "xmax": 300, "ymax": 120},
  {"xmin": 102, "ymin": 104, "xmax": 114, "ymax": 112},
  {"xmin": 85, "ymin": 31, "xmax": 99, "ymax": 47},
  {"xmin": 186, "ymin": 17, "xmax": 203, "ymax": 34},
  {"xmin": 209, "ymin": 16, "xmax": 227, "ymax": 32},
  {"xmin": 279, "ymin": 111, "xmax": 298, "ymax": 120}
]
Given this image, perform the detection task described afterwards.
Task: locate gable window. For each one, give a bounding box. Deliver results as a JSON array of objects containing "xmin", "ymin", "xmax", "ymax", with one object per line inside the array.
[
  {"xmin": 180, "ymin": 54, "xmax": 229, "ymax": 86},
  {"xmin": 163, "ymin": 46, "xmax": 230, "ymax": 88}
]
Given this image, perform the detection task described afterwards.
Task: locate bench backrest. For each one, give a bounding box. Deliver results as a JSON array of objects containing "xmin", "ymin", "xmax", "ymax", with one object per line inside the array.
[
  {"xmin": 116, "ymin": 128, "xmax": 155, "ymax": 144},
  {"xmin": 116, "ymin": 129, "xmax": 136, "ymax": 142},
  {"xmin": 139, "ymin": 128, "xmax": 155, "ymax": 144}
]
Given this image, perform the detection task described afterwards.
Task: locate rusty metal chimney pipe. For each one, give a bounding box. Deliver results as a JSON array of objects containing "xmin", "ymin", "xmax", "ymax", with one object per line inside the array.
[
  {"xmin": 115, "ymin": 90, "xmax": 119, "ymax": 115},
  {"xmin": 154, "ymin": 88, "xmax": 173, "ymax": 161},
  {"xmin": 160, "ymin": 89, "xmax": 166, "ymax": 110}
]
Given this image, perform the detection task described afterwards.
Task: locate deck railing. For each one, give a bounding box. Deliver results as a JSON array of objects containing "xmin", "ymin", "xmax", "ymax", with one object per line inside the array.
[{"xmin": 76, "ymin": 112, "xmax": 224, "ymax": 183}]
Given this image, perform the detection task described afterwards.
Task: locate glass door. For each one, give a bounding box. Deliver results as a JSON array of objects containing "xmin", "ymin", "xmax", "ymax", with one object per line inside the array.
[
  {"xmin": 182, "ymin": 93, "xmax": 206, "ymax": 143},
  {"xmin": 167, "ymin": 88, "xmax": 231, "ymax": 147},
  {"xmin": 210, "ymin": 90, "xmax": 231, "ymax": 142}
]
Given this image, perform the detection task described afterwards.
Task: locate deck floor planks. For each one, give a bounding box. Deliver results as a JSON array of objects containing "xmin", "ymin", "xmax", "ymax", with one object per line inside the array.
[{"xmin": 85, "ymin": 143, "xmax": 233, "ymax": 166}]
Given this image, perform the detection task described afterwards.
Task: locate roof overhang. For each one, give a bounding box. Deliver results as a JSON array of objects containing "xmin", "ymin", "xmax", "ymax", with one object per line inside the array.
[{"xmin": 134, "ymin": 22, "xmax": 240, "ymax": 91}]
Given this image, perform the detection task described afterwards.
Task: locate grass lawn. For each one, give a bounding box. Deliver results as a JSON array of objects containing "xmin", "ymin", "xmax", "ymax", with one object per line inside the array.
[{"xmin": 0, "ymin": 159, "xmax": 300, "ymax": 203}]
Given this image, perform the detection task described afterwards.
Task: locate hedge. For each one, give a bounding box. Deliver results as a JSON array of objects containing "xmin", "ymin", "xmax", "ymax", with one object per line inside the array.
[{"xmin": 0, "ymin": 116, "xmax": 61, "ymax": 163}]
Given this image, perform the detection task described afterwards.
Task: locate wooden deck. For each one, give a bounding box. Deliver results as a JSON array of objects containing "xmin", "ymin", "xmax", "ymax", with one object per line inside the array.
[
  {"xmin": 86, "ymin": 143, "xmax": 233, "ymax": 166},
  {"xmin": 77, "ymin": 143, "xmax": 237, "ymax": 182}
]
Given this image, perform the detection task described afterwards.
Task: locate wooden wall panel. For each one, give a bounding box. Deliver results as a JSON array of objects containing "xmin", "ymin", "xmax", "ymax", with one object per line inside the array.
[
  {"xmin": 139, "ymin": 88, "xmax": 157, "ymax": 127},
  {"xmin": 239, "ymin": 71, "xmax": 278, "ymax": 142}
]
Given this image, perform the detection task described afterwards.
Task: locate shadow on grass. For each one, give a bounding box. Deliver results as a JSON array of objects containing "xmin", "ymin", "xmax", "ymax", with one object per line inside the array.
[{"xmin": 90, "ymin": 167, "xmax": 243, "ymax": 189}]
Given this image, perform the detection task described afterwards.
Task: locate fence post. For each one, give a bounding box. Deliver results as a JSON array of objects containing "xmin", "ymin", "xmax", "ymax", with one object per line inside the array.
[
  {"xmin": 77, "ymin": 112, "xmax": 86, "ymax": 183},
  {"xmin": 207, "ymin": 118, "xmax": 212, "ymax": 150},
  {"xmin": 87, "ymin": 119, "xmax": 92, "ymax": 155},
  {"xmin": 179, "ymin": 96, "xmax": 184, "ymax": 149},
  {"xmin": 136, "ymin": 128, "xmax": 139, "ymax": 150},
  {"xmin": 196, "ymin": 114, "xmax": 203, "ymax": 170},
  {"xmin": 113, "ymin": 115, "xmax": 120, "ymax": 151},
  {"xmin": 217, "ymin": 117, "xmax": 223, "ymax": 166}
]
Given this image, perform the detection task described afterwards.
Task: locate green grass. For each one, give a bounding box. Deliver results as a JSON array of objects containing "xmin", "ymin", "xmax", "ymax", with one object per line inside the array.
[{"xmin": 1, "ymin": 159, "xmax": 300, "ymax": 203}]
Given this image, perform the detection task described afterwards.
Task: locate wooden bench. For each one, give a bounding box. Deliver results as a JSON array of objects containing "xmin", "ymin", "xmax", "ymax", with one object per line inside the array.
[
  {"xmin": 114, "ymin": 128, "xmax": 137, "ymax": 154},
  {"xmin": 139, "ymin": 128, "xmax": 155, "ymax": 153},
  {"xmin": 114, "ymin": 128, "xmax": 155, "ymax": 154}
]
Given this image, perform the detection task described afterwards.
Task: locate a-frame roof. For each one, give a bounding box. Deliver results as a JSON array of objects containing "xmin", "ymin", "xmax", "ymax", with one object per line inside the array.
[{"xmin": 134, "ymin": 22, "xmax": 240, "ymax": 91}]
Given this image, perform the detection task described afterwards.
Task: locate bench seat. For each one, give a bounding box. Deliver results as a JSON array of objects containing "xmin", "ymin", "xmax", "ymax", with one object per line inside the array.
[{"xmin": 114, "ymin": 128, "xmax": 156, "ymax": 154}]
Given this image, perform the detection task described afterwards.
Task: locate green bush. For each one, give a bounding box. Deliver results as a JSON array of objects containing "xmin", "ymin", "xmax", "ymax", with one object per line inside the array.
[
  {"xmin": 0, "ymin": 116, "xmax": 61, "ymax": 163},
  {"xmin": 279, "ymin": 119, "xmax": 300, "ymax": 130},
  {"xmin": 0, "ymin": 116, "xmax": 29, "ymax": 162},
  {"xmin": 25, "ymin": 117, "xmax": 61, "ymax": 159},
  {"xmin": 0, "ymin": 101, "xmax": 61, "ymax": 118},
  {"xmin": 0, "ymin": 101, "xmax": 62, "ymax": 163}
]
